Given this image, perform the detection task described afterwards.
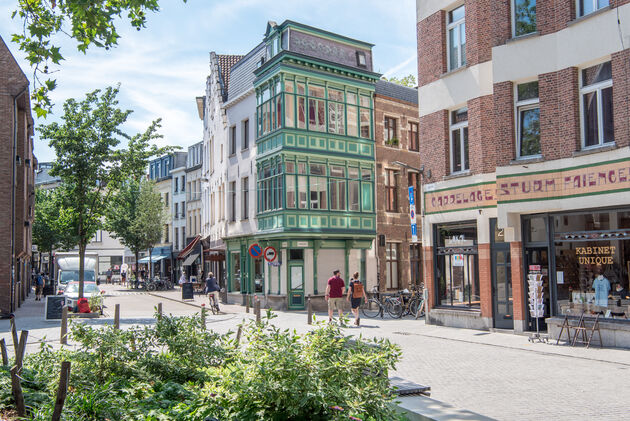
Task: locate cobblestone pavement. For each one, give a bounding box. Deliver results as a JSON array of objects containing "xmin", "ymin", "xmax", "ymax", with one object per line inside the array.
[{"xmin": 3, "ymin": 286, "xmax": 629, "ymax": 420}]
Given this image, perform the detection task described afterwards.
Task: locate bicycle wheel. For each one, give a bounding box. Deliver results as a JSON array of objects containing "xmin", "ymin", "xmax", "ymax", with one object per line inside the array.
[
  {"xmin": 361, "ymin": 298, "xmax": 381, "ymax": 318},
  {"xmin": 408, "ymin": 298, "xmax": 420, "ymax": 317},
  {"xmin": 385, "ymin": 299, "xmax": 403, "ymax": 318},
  {"xmin": 147, "ymin": 282, "xmax": 156, "ymax": 292}
]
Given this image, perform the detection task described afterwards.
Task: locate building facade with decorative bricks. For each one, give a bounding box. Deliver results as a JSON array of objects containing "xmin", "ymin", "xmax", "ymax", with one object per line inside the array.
[
  {"xmin": 417, "ymin": 0, "xmax": 630, "ymax": 343},
  {"xmin": 373, "ymin": 80, "xmax": 422, "ymax": 292},
  {"xmin": 0, "ymin": 36, "xmax": 35, "ymax": 314}
]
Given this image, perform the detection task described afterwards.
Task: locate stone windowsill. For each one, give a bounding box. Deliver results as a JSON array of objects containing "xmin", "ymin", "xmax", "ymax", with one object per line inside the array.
[
  {"xmin": 509, "ymin": 155, "xmax": 544, "ymax": 165},
  {"xmin": 506, "ymin": 31, "xmax": 540, "ymax": 44},
  {"xmin": 568, "ymin": 6, "xmax": 611, "ymax": 27},
  {"xmin": 442, "ymin": 170, "xmax": 471, "ymax": 181},
  {"xmin": 440, "ymin": 65, "xmax": 467, "ymax": 79},
  {"xmin": 572, "ymin": 143, "xmax": 617, "ymax": 157},
  {"xmin": 430, "ymin": 307, "xmax": 482, "ymax": 317}
]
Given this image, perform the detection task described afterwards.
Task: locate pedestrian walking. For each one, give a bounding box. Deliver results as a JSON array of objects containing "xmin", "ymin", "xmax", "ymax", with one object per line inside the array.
[
  {"xmin": 325, "ymin": 269, "xmax": 345, "ymax": 322},
  {"xmin": 205, "ymin": 272, "xmax": 220, "ymax": 312},
  {"xmin": 346, "ymin": 271, "xmax": 367, "ymax": 326},
  {"xmin": 179, "ymin": 272, "xmax": 187, "ymax": 286},
  {"xmin": 35, "ymin": 272, "xmax": 44, "ymax": 301},
  {"xmin": 106, "ymin": 267, "xmax": 112, "ymax": 284}
]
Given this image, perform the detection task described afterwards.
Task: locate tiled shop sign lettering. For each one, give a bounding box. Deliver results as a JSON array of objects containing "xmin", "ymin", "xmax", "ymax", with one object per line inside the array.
[
  {"xmin": 424, "ymin": 182, "xmax": 496, "ymax": 214},
  {"xmin": 497, "ymin": 158, "xmax": 630, "ymax": 203}
]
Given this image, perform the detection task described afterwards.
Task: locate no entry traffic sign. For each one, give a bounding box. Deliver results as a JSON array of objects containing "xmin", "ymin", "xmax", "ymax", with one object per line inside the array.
[
  {"xmin": 249, "ymin": 243, "xmax": 263, "ymax": 259},
  {"xmin": 264, "ymin": 246, "xmax": 277, "ymax": 262}
]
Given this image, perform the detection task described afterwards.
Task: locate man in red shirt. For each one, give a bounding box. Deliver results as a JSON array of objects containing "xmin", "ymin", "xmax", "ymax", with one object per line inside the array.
[{"xmin": 325, "ymin": 269, "xmax": 345, "ymax": 322}]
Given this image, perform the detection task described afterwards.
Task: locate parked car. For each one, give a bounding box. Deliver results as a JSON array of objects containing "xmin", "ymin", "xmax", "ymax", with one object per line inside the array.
[{"xmin": 62, "ymin": 282, "xmax": 103, "ymax": 312}]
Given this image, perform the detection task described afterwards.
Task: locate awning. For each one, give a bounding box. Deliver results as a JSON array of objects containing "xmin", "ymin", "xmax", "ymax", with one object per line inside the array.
[
  {"xmin": 178, "ymin": 235, "xmax": 201, "ymax": 259},
  {"xmin": 182, "ymin": 253, "xmax": 199, "ymax": 266},
  {"xmin": 137, "ymin": 255, "xmax": 168, "ymax": 264}
]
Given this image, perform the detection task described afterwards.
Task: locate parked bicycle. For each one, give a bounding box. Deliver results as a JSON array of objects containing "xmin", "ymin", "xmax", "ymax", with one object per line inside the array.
[
  {"xmin": 390, "ymin": 285, "xmax": 424, "ymax": 319},
  {"xmin": 361, "ymin": 288, "xmax": 404, "ymax": 319}
]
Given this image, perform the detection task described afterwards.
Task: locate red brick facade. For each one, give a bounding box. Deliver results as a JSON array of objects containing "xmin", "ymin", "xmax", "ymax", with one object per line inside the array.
[
  {"xmin": 0, "ymin": 36, "xmax": 35, "ymax": 314},
  {"xmin": 417, "ymin": 11, "xmax": 446, "ymax": 86},
  {"xmin": 418, "ymin": 110, "xmax": 449, "ymax": 180},
  {"xmin": 374, "ymin": 94, "xmax": 421, "ymax": 291}
]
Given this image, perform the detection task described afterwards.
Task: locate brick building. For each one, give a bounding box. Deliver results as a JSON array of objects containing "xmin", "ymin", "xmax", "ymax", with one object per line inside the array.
[
  {"xmin": 0, "ymin": 36, "xmax": 35, "ymax": 314},
  {"xmin": 417, "ymin": 1, "xmax": 630, "ymax": 342},
  {"xmin": 374, "ymin": 80, "xmax": 422, "ymax": 291}
]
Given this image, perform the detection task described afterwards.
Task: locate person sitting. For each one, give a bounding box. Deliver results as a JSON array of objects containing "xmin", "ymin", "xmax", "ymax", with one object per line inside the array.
[{"xmin": 612, "ymin": 283, "xmax": 629, "ymax": 300}]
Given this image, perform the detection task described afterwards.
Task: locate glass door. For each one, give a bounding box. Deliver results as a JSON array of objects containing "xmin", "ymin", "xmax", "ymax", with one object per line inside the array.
[
  {"xmin": 490, "ymin": 219, "xmax": 513, "ymax": 329},
  {"xmin": 288, "ymin": 263, "xmax": 304, "ymax": 310}
]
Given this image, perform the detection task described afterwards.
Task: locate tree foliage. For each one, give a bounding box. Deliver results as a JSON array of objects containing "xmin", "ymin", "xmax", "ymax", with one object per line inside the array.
[
  {"xmin": 382, "ymin": 74, "xmax": 417, "ymax": 88},
  {"xmin": 38, "ymin": 85, "xmax": 166, "ymax": 297},
  {"xmin": 11, "ymin": 0, "xmax": 188, "ymax": 117}
]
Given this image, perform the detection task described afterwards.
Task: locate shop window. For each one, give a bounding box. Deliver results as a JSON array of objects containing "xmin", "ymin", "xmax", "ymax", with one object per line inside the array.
[
  {"xmin": 516, "ymin": 81, "xmax": 540, "ymax": 158},
  {"xmin": 450, "ymin": 107, "xmax": 469, "ymax": 173},
  {"xmin": 581, "ymin": 61, "xmax": 613, "ymax": 148},
  {"xmin": 409, "ymin": 122, "xmax": 419, "ymax": 151},
  {"xmin": 385, "ymin": 169, "xmax": 398, "ymax": 212},
  {"xmin": 386, "ymin": 243, "xmax": 399, "ymax": 289},
  {"xmin": 232, "ymin": 252, "xmax": 241, "ymax": 292},
  {"xmin": 384, "ymin": 117, "xmax": 397, "ymax": 145},
  {"xmin": 410, "ymin": 244, "xmax": 423, "ymax": 287},
  {"xmin": 435, "ymin": 223, "xmax": 480, "ymax": 308},
  {"xmin": 447, "ymin": 5, "xmax": 466, "ymax": 71},
  {"xmin": 525, "ymin": 216, "xmax": 547, "ymax": 243},
  {"xmin": 578, "ymin": 0, "xmax": 609, "ymax": 17},
  {"xmin": 290, "ymin": 249, "xmax": 304, "ymax": 260},
  {"xmin": 513, "ymin": 0, "xmax": 536, "ymax": 37}
]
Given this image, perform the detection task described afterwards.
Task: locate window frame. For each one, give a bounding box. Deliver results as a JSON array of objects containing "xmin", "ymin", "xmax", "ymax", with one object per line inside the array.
[
  {"xmin": 384, "ymin": 116, "xmax": 397, "ymax": 145},
  {"xmin": 579, "ymin": 61, "xmax": 614, "ymax": 149},
  {"xmin": 577, "ymin": 0, "xmax": 609, "ymax": 17},
  {"xmin": 511, "ymin": 0, "xmax": 537, "ymax": 37},
  {"xmin": 409, "ymin": 121, "xmax": 419, "ymax": 152},
  {"xmin": 229, "ymin": 181, "xmax": 236, "ymax": 222},
  {"xmin": 385, "ymin": 242, "xmax": 400, "ymax": 290},
  {"xmin": 449, "ymin": 107, "xmax": 469, "ymax": 174},
  {"xmin": 515, "ymin": 80, "xmax": 541, "ymax": 159},
  {"xmin": 242, "ymin": 177, "xmax": 249, "ymax": 220},
  {"xmin": 446, "ymin": 5, "xmax": 466, "ymax": 72},
  {"xmin": 385, "ymin": 169, "xmax": 398, "ymax": 213},
  {"xmin": 242, "ymin": 119, "xmax": 249, "ymax": 150}
]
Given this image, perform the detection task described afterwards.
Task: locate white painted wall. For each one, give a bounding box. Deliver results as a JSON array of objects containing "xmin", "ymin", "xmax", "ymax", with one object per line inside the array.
[{"xmin": 171, "ymin": 166, "xmax": 187, "ymax": 251}]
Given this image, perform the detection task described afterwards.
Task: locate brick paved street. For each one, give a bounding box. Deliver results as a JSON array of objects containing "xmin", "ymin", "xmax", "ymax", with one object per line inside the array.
[{"xmin": 3, "ymin": 286, "xmax": 629, "ymax": 420}]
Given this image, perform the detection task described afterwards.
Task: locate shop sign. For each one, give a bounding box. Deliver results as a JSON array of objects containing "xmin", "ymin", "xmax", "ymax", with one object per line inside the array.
[
  {"xmin": 424, "ymin": 182, "xmax": 496, "ymax": 215},
  {"xmin": 296, "ymin": 241, "xmax": 309, "ymax": 247},
  {"xmin": 575, "ymin": 245, "xmax": 616, "ymax": 265},
  {"xmin": 452, "ymin": 254, "xmax": 464, "ymax": 267},
  {"xmin": 497, "ymin": 158, "xmax": 630, "ymax": 203}
]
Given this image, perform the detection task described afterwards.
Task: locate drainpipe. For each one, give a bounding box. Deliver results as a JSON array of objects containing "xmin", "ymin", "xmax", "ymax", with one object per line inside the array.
[{"xmin": 11, "ymin": 86, "xmax": 28, "ymax": 313}]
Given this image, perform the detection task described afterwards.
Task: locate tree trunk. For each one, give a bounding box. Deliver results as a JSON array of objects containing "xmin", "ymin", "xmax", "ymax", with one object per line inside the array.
[
  {"xmin": 48, "ymin": 250, "xmax": 53, "ymax": 279},
  {"xmin": 148, "ymin": 247, "xmax": 153, "ymax": 279},
  {"xmin": 134, "ymin": 250, "xmax": 139, "ymax": 288},
  {"xmin": 78, "ymin": 242, "xmax": 85, "ymax": 299}
]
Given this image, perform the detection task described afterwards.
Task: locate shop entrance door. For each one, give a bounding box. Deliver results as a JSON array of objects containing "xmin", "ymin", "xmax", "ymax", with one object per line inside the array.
[
  {"xmin": 524, "ymin": 247, "xmax": 550, "ymax": 331},
  {"xmin": 288, "ymin": 263, "xmax": 305, "ymax": 310},
  {"xmin": 491, "ymin": 220, "xmax": 513, "ymax": 329}
]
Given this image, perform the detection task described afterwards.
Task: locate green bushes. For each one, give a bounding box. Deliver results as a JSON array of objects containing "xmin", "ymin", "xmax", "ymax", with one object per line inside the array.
[{"xmin": 0, "ymin": 311, "xmax": 403, "ymax": 420}]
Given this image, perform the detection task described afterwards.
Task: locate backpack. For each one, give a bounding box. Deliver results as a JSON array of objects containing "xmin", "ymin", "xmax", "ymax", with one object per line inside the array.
[{"xmin": 352, "ymin": 280, "xmax": 364, "ymax": 298}]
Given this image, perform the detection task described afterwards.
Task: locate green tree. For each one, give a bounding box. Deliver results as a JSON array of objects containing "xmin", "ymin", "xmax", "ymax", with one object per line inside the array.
[
  {"xmin": 11, "ymin": 0, "xmax": 187, "ymax": 117},
  {"xmin": 32, "ymin": 188, "xmax": 62, "ymax": 275},
  {"xmin": 136, "ymin": 180, "xmax": 168, "ymax": 279},
  {"xmin": 38, "ymin": 86, "xmax": 166, "ymax": 298},
  {"xmin": 382, "ymin": 74, "xmax": 417, "ymax": 88}
]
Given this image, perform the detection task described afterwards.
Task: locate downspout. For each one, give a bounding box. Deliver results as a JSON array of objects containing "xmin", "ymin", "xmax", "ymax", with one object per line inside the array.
[{"xmin": 11, "ymin": 86, "xmax": 28, "ymax": 312}]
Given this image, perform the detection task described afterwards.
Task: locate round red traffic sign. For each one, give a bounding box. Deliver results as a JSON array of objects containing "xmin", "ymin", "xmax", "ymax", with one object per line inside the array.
[
  {"xmin": 264, "ymin": 246, "xmax": 277, "ymax": 262},
  {"xmin": 249, "ymin": 243, "xmax": 263, "ymax": 259}
]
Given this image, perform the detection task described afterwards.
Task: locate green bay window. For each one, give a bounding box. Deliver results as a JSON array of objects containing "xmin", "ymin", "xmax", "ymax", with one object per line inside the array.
[
  {"xmin": 329, "ymin": 165, "xmax": 346, "ymax": 211},
  {"xmin": 257, "ymin": 159, "xmax": 284, "ymax": 213}
]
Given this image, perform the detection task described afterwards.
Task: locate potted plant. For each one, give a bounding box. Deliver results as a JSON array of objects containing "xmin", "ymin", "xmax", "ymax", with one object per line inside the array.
[{"xmin": 385, "ymin": 137, "xmax": 399, "ymax": 147}]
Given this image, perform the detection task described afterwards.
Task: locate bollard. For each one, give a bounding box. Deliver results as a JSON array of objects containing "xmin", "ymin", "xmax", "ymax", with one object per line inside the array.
[
  {"xmin": 307, "ymin": 297, "xmax": 313, "ymax": 325},
  {"xmin": 60, "ymin": 306, "xmax": 68, "ymax": 345},
  {"xmin": 255, "ymin": 298, "xmax": 261, "ymax": 323},
  {"xmin": 0, "ymin": 338, "xmax": 8, "ymax": 366},
  {"xmin": 157, "ymin": 302, "xmax": 163, "ymax": 318},
  {"xmin": 114, "ymin": 304, "xmax": 120, "ymax": 330},
  {"xmin": 245, "ymin": 294, "xmax": 250, "ymax": 313}
]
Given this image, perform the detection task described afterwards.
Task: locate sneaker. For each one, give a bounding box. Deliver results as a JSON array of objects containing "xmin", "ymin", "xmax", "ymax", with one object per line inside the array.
[{"xmin": 357, "ymin": 318, "xmax": 360, "ymax": 326}]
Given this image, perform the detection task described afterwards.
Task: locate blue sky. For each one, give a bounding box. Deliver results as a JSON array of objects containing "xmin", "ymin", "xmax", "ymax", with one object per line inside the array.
[{"xmin": 0, "ymin": 0, "xmax": 417, "ymax": 162}]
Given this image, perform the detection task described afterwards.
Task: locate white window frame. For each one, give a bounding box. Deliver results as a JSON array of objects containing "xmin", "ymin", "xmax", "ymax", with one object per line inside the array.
[
  {"xmin": 511, "ymin": 0, "xmax": 537, "ymax": 37},
  {"xmin": 514, "ymin": 81, "xmax": 541, "ymax": 159},
  {"xmin": 446, "ymin": 5, "xmax": 466, "ymax": 72},
  {"xmin": 577, "ymin": 0, "xmax": 609, "ymax": 17},
  {"xmin": 449, "ymin": 107, "xmax": 469, "ymax": 174},
  {"xmin": 579, "ymin": 63, "xmax": 613, "ymax": 149}
]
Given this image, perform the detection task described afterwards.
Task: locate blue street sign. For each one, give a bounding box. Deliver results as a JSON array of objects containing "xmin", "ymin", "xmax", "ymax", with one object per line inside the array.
[
  {"xmin": 411, "ymin": 223, "xmax": 417, "ymax": 238},
  {"xmin": 408, "ymin": 186, "xmax": 415, "ymax": 206}
]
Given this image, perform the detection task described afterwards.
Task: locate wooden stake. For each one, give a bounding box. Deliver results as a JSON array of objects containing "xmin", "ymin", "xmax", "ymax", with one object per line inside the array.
[
  {"xmin": 10, "ymin": 318, "xmax": 18, "ymax": 356},
  {"xmin": 157, "ymin": 302, "xmax": 163, "ymax": 318},
  {"xmin": 0, "ymin": 338, "xmax": 8, "ymax": 366},
  {"xmin": 307, "ymin": 297, "xmax": 313, "ymax": 325},
  {"xmin": 245, "ymin": 294, "xmax": 250, "ymax": 313},
  {"xmin": 10, "ymin": 366, "xmax": 25, "ymax": 417},
  {"xmin": 114, "ymin": 304, "xmax": 120, "ymax": 330},
  {"xmin": 201, "ymin": 306, "xmax": 206, "ymax": 328},
  {"xmin": 51, "ymin": 361, "xmax": 71, "ymax": 421},
  {"xmin": 255, "ymin": 298, "xmax": 261, "ymax": 323},
  {"xmin": 235, "ymin": 325, "xmax": 242, "ymax": 347},
  {"xmin": 60, "ymin": 306, "xmax": 68, "ymax": 345},
  {"xmin": 15, "ymin": 331, "xmax": 28, "ymax": 371}
]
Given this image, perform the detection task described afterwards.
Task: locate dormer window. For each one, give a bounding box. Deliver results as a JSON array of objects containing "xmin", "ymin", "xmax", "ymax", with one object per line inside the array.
[{"xmin": 356, "ymin": 51, "xmax": 366, "ymax": 68}]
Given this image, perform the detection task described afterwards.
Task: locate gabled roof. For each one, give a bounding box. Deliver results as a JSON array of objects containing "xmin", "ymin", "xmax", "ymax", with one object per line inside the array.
[
  {"xmin": 375, "ymin": 80, "xmax": 418, "ymax": 105},
  {"xmin": 217, "ymin": 54, "xmax": 244, "ymax": 101}
]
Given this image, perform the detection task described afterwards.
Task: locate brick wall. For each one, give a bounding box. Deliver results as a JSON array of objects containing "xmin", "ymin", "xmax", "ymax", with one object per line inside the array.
[
  {"xmin": 422, "ymin": 246, "xmax": 435, "ymax": 310},
  {"xmin": 478, "ymin": 243, "xmax": 492, "ymax": 318},
  {"xmin": 417, "ymin": 10, "xmax": 446, "ymax": 86},
  {"xmin": 374, "ymin": 95, "xmax": 421, "ymax": 290},
  {"xmin": 539, "ymin": 67, "xmax": 580, "ymax": 160},
  {"xmin": 493, "ymin": 81, "xmax": 515, "ymax": 166},
  {"xmin": 612, "ymin": 48, "xmax": 630, "ymax": 147},
  {"xmin": 465, "ymin": 0, "xmax": 492, "ymax": 66},
  {"xmin": 492, "ymin": 0, "xmax": 511, "ymax": 47},
  {"xmin": 468, "ymin": 95, "xmax": 496, "ymax": 174},
  {"xmin": 510, "ymin": 242, "xmax": 525, "ymax": 323},
  {"xmin": 419, "ymin": 110, "xmax": 449, "ymax": 179}
]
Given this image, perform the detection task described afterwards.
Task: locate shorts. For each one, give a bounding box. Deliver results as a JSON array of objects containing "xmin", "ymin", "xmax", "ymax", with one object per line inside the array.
[
  {"xmin": 208, "ymin": 291, "xmax": 219, "ymax": 303},
  {"xmin": 35, "ymin": 285, "xmax": 43, "ymax": 295},
  {"xmin": 350, "ymin": 297, "xmax": 362, "ymax": 309},
  {"xmin": 328, "ymin": 297, "xmax": 344, "ymax": 311}
]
